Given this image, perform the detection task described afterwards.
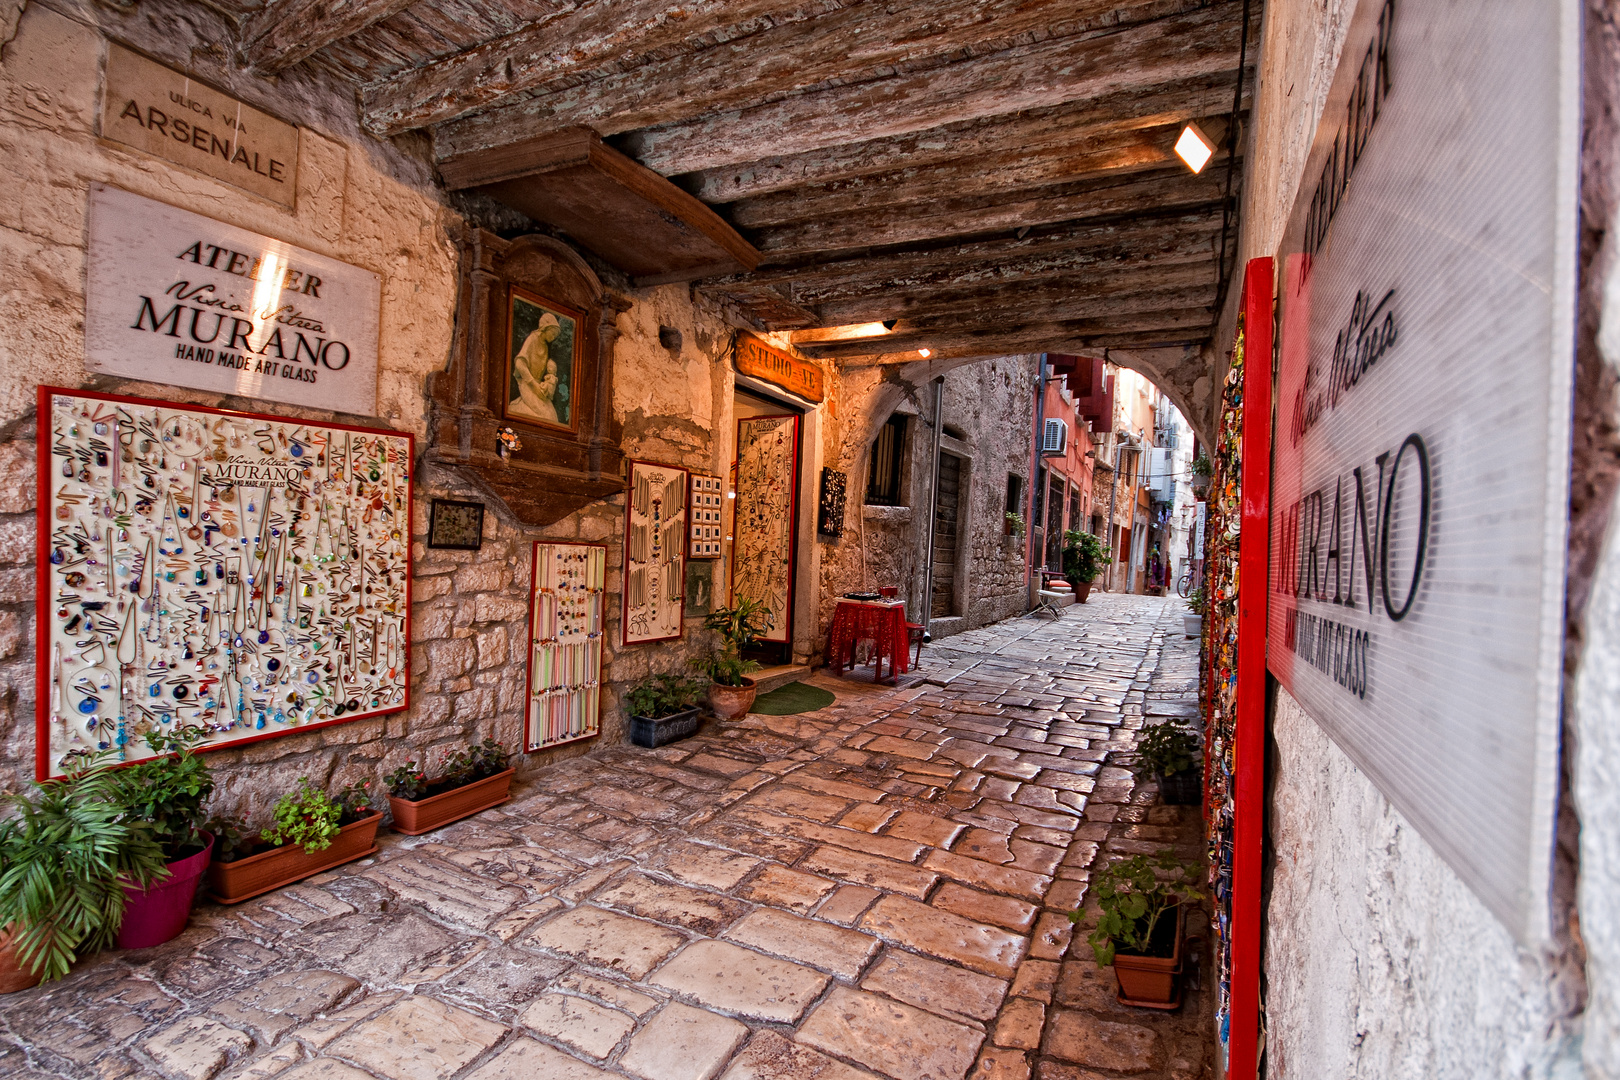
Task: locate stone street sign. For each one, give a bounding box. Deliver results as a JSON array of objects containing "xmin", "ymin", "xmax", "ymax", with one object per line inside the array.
[
  {"xmin": 85, "ymin": 184, "xmax": 381, "ymax": 414},
  {"xmin": 100, "ymin": 43, "xmax": 300, "ymax": 209}
]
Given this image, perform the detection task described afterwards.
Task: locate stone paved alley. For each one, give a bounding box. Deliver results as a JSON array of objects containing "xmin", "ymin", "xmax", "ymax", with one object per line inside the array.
[{"xmin": 0, "ymin": 595, "xmax": 1208, "ymax": 1080}]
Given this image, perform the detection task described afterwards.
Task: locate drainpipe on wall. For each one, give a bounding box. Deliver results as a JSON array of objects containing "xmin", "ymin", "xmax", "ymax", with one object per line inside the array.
[
  {"xmin": 921, "ymin": 375, "xmax": 945, "ymax": 639},
  {"xmin": 1104, "ymin": 438, "xmax": 1124, "ymax": 592},
  {"xmin": 1027, "ymin": 356, "xmax": 1048, "ymax": 611}
]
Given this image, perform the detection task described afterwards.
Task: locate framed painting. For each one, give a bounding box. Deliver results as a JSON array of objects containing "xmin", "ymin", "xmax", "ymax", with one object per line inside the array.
[
  {"xmin": 526, "ymin": 541, "xmax": 605, "ymax": 752},
  {"xmin": 503, "ymin": 286, "xmax": 583, "ymax": 434},
  {"xmin": 427, "ymin": 499, "xmax": 485, "ymax": 550},
  {"xmin": 623, "ymin": 459, "xmax": 688, "ymax": 645}
]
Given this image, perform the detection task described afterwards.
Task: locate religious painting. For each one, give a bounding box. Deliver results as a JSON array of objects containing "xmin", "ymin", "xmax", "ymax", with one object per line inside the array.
[
  {"xmin": 427, "ymin": 499, "xmax": 484, "ymax": 550},
  {"xmin": 732, "ymin": 415, "xmax": 799, "ymax": 644},
  {"xmin": 36, "ymin": 387, "xmax": 413, "ymax": 779},
  {"xmin": 623, "ymin": 460, "xmax": 688, "ymax": 645},
  {"xmin": 526, "ymin": 541, "xmax": 605, "ymax": 752},
  {"xmin": 504, "ymin": 287, "xmax": 581, "ymax": 432}
]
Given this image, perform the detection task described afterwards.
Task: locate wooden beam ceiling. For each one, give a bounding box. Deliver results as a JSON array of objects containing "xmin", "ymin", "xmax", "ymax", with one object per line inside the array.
[{"xmin": 239, "ymin": 0, "xmax": 420, "ymax": 74}]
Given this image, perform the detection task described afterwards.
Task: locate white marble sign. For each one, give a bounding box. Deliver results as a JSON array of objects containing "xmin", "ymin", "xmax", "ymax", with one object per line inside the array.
[{"xmin": 85, "ymin": 184, "xmax": 381, "ymax": 414}]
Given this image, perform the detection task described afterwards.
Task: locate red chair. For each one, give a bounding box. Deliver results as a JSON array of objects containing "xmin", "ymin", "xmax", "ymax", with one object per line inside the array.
[{"xmin": 875, "ymin": 588, "xmax": 924, "ymax": 669}]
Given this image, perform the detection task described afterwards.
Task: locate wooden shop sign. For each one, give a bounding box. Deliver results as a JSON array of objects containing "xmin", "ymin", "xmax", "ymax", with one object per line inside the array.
[
  {"xmin": 735, "ymin": 333, "xmax": 825, "ymax": 403},
  {"xmin": 100, "ymin": 43, "xmax": 300, "ymax": 208}
]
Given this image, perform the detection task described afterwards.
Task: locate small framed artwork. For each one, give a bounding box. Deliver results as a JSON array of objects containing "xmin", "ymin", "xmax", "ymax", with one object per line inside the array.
[
  {"xmin": 624, "ymin": 459, "xmax": 688, "ymax": 645},
  {"xmin": 428, "ymin": 499, "xmax": 486, "ymax": 550},
  {"xmin": 689, "ymin": 472, "xmax": 725, "ymax": 558},
  {"xmin": 504, "ymin": 286, "xmax": 583, "ymax": 433},
  {"xmin": 818, "ymin": 468, "xmax": 848, "ymax": 537}
]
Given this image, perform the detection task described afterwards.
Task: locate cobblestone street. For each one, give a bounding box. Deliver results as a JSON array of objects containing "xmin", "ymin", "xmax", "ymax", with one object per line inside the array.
[{"xmin": 0, "ymin": 594, "xmax": 1209, "ymax": 1080}]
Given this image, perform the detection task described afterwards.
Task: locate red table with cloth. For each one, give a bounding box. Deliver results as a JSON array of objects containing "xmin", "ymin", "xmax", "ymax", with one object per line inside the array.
[{"xmin": 827, "ymin": 599, "xmax": 911, "ymax": 683}]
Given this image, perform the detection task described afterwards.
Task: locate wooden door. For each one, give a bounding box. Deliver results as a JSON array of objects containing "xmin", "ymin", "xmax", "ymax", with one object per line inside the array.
[{"xmin": 931, "ymin": 452, "xmax": 962, "ymax": 618}]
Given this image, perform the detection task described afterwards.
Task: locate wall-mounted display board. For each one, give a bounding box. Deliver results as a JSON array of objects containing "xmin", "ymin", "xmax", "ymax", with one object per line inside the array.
[
  {"xmin": 735, "ymin": 333, "xmax": 825, "ymax": 404},
  {"xmin": 689, "ymin": 473, "xmax": 724, "ymax": 558},
  {"xmin": 623, "ymin": 461, "xmax": 687, "ymax": 645},
  {"xmin": 732, "ymin": 415, "xmax": 799, "ymax": 644},
  {"xmin": 35, "ymin": 388, "xmax": 412, "ymax": 779},
  {"xmin": 817, "ymin": 468, "xmax": 847, "ymax": 537},
  {"xmin": 1266, "ymin": 0, "xmax": 1578, "ymax": 943},
  {"xmin": 527, "ymin": 542, "xmax": 605, "ymax": 751},
  {"xmin": 86, "ymin": 185, "xmax": 380, "ymax": 414}
]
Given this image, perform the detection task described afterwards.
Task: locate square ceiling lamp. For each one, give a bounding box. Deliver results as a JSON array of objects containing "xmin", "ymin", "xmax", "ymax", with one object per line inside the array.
[{"xmin": 1175, "ymin": 123, "xmax": 1216, "ymax": 174}]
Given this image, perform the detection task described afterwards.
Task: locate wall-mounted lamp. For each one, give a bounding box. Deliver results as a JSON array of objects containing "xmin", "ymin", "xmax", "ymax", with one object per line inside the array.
[
  {"xmin": 1175, "ymin": 123, "xmax": 1216, "ymax": 174},
  {"xmin": 918, "ymin": 348, "xmax": 932, "ymax": 358}
]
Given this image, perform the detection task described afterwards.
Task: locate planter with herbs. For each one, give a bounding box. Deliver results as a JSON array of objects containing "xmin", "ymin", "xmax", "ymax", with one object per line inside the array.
[
  {"xmin": 626, "ymin": 673, "xmax": 708, "ymax": 748},
  {"xmin": 1074, "ymin": 853, "xmax": 1204, "ymax": 1008},
  {"xmin": 1130, "ymin": 720, "xmax": 1203, "ymax": 805},
  {"xmin": 205, "ymin": 779, "xmax": 382, "ymax": 905},
  {"xmin": 386, "ymin": 739, "xmax": 513, "ymax": 836}
]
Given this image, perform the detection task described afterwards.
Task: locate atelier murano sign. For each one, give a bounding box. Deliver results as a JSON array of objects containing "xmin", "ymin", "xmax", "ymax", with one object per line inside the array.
[
  {"xmin": 1268, "ymin": 0, "xmax": 1579, "ymax": 941},
  {"xmin": 35, "ymin": 388, "xmax": 412, "ymax": 779},
  {"xmin": 85, "ymin": 184, "xmax": 382, "ymax": 414}
]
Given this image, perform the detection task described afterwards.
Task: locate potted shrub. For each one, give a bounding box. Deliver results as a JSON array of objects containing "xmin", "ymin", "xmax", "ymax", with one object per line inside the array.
[
  {"xmin": 1073, "ymin": 853, "xmax": 1204, "ymax": 1008},
  {"xmin": 626, "ymin": 672, "xmax": 708, "ymax": 748},
  {"xmin": 1130, "ymin": 720, "xmax": 1202, "ymax": 805},
  {"xmin": 1061, "ymin": 529, "xmax": 1111, "ymax": 603},
  {"xmin": 696, "ymin": 597, "xmax": 770, "ymax": 719},
  {"xmin": 205, "ymin": 777, "xmax": 383, "ymax": 904},
  {"xmin": 1190, "ymin": 452, "xmax": 1213, "ymax": 496},
  {"xmin": 0, "ymin": 754, "xmax": 168, "ymax": 991},
  {"xmin": 385, "ymin": 738, "xmax": 514, "ymax": 836},
  {"xmin": 1184, "ymin": 586, "xmax": 1205, "ymax": 639},
  {"xmin": 111, "ymin": 731, "xmax": 217, "ymax": 949}
]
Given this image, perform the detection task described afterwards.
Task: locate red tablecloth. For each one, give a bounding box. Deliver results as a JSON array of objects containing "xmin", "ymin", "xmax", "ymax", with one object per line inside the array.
[{"xmin": 827, "ymin": 600, "xmax": 910, "ymax": 682}]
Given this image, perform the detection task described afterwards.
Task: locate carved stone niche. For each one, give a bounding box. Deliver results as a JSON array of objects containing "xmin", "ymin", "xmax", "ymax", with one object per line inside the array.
[{"xmin": 426, "ymin": 229, "xmax": 629, "ymax": 526}]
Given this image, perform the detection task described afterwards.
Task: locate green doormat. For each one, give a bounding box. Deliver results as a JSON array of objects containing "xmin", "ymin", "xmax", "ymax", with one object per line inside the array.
[{"xmin": 750, "ymin": 681, "xmax": 836, "ymax": 715}]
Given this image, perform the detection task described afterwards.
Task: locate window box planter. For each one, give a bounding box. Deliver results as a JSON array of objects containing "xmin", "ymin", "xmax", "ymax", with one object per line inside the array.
[
  {"xmin": 629, "ymin": 706, "xmax": 703, "ymax": 748},
  {"xmin": 118, "ymin": 832, "xmax": 215, "ymax": 950},
  {"xmin": 206, "ymin": 812, "xmax": 383, "ymax": 905},
  {"xmin": 387, "ymin": 768, "xmax": 515, "ymax": 836},
  {"xmin": 1112, "ymin": 904, "xmax": 1186, "ymax": 1008},
  {"xmin": 1157, "ymin": 769, "xmax": 1202, "ymax": 806}
]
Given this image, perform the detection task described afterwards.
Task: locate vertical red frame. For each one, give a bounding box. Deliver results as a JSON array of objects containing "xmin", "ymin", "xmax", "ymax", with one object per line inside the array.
[
  {"xmin": 1229, "ymin": 257, "xmax": 1273, "ymax": 1078},
  {"xmin": 622, "ymin": 459, "xmax": 690, "ymax": 647},
  {"xmin": 729, "ymin": 413, "xmax": 801, "ymax": 646}
]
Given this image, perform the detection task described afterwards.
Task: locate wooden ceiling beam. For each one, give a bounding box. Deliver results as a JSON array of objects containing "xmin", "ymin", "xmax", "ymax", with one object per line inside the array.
[
  {"xmin": 746, "ymin": 167, "xmax": 1231, "ymax": 258},
  {"xmin": 831, "ymin": 315, "xmax": 1215, "ymax": 366},
  {"xmin": 239, "ymin": 0, "xmax": 425, "ymax": 74},
  {"xmin": 429, "ymin": 0, "xmax": 1246, "ymax": 168},
  {"xmin": 679, "ymin": 74, "xmax": 1245, "ymax": 204}
]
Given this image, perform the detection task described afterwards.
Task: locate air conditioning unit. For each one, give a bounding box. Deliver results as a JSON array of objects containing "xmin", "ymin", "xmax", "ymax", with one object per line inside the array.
[{"xmin": 1041, "ymin": 417, "xmax": 1067, "ymax": 455}]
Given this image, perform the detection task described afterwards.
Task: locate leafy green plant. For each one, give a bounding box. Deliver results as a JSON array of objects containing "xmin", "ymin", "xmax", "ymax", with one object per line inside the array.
[
  {"xmin": 1004, "ymin": 511, "xmax": 1026, "ymax": 536},
  {"xmin": 692, "ymin": 650, "xmax": 763, "ymax": 689},
  {"xmin": 467, "ymin": 738, "xmax": 511, "ymax": 780},
  {"xmin": 1061, "ymin": 529, "xmax": 1111, "ymax": 585},
  {"xmin": 1130, "ymin": 721, "xmax": 1200, "ymax": 779},
  {"xmin": 384, "ymin": 762, "xmax": 429, "ymax": 801},
  {"xmin": 1186, "ymin": 586, "xmax": 1206, "ymax": 616},
  {"xmin": 113, "ymin": 729, "xmax": 215, "ymax": 856},
  {"xmin": 625, "ymin": 673, "xmax": 707, "ymax": 719},
  {"xmin": 1074, "ymin": 853, "xmax": 1204, "ymax": 967},
  {"xmin": 332, "ymin": 781, "xmax": 377, "ymax": 824},
  {"xmin": 1192, "ymin": 452, "xmax": 1213, "ymax": 477},
  {"xmin": 203, "ymin": 814, "xmax": 253, "ymax": 864},
  {"xmin": 438, "ymin": 747, "xmax": 476, "ymax": 789},
  {"xmin": 263, "ymin": 779, "xmax": 342, "ymax": 854},
  {"xmin": 0, "ymin": 756, "xmax": 169, "ymax": 980},
  {"xmin": 699, "ymin": 598, "xmax": 772, "ymax": 687}
]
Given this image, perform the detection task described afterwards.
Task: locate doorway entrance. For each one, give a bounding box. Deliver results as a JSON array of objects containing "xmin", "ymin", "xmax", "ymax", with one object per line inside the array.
[
  {"xmin": 731, "ymin": 388, "xmax": 803, "ymax": 666},
  {"xmin": 931, "ymin": 451, "xmax": 963, "ymax": 619}
]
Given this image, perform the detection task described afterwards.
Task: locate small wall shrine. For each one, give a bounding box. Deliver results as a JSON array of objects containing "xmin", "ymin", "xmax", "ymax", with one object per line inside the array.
[
  {"xmin": 37, "ymin": 388, "xmax": 412, "ymax": 778},
  {"xmin": 526, "ymin": 541, "xmax": 605, "ymax": 751}
]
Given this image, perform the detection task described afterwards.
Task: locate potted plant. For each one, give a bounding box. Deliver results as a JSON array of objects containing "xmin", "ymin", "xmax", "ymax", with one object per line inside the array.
[
  {"xmin": 1130, "ymin": 720, "xmax": 1202, "ymax": 805},
  {"xmin": 1074, "ymin": 853, "xmax": 1204, "ymax": 1007},
  {"xmin": 1184, "ymin": 586, "xmax": 1205, "ymax": 638},
  {"xmin": 1061, "ymin": 529, "xmax": 1111, "ymax": 603},
  {"xmin": 1190, "ymin": 452, "xmax": 1213, "ymax": 495},
  {"xmin": 205, "ymin": 777, "xmax": 383, "ymax": 905},
  {"xmin": 696, "ymin": 597, "xmax": 770, "ymax": 719},
  {"xmin": 385, "ymin": 738, "xmax": 514, "ymax": 836},
  {"xmin": 111, "ymin": 731, "xmax": 217, "ymax": 949},
  {"xmin": 0, "ymin": 754, "xmax": 168, "ymax": 991},
  {"xmin": 625, "ymin": 672, "xmax": 708, "ymax": 748}
]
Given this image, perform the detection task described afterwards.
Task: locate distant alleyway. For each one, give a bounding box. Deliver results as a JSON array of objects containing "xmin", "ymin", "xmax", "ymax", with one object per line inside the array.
[{"xmin": 0, "ymin": 595, "xmax": 1209, "ymax": 1080}]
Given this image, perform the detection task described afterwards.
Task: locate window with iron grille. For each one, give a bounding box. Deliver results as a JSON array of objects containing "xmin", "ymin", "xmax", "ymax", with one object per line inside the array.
[{"xmin": 865, "ymin": 413, "xmax": 907, "ymax": 505}]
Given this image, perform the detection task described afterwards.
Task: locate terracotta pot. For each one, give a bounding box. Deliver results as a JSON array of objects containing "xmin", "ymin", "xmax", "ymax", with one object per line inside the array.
[
  {"xmin": 0, "ymin": 924, "xmax": 42, "ymax": 995},
  {"xmin": 388, "ymin": 769, "xmax": 514, "ymax": 836},
  {"xmin": 1112, "ymin": 905, "xmax": 1185, "ymax": 1007},
  {"xmin": 1075, "ymin": 581, "xmax": 1094, "ymax": 603},
  {"xmin": 206, "ymin": 811, "xmax": 382, "ymax": 905},
  {"xmin": 118, "ymin": 832, "xmax": 215, "ymax": 950},
  {"xmin": 708, "ymin": 678, "xmax": 757, "ymax": 720}
]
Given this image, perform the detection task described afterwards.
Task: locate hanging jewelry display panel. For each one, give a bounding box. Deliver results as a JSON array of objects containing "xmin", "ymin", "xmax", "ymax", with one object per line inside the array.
[
  {"xmin": 36, "ymin": 387, "xmax": 412, "ymax": 779},
  {"xmin": 527, "ymin": 541, "xmax": 605, "ymax": 751},
  {"xmin": 688, "ymin": 472, "xmax": 724, "ymax": 558},
  {"xmin": 622, "ymin": 460, "xmax": 687, "ymax": 645},
  {"xmin": 731, "ymin": 414, "xmax": 798, "ymax": 644}
]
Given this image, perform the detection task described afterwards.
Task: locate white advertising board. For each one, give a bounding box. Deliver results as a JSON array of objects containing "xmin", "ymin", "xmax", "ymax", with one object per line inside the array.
[
  {"xmin": 1267, "ymin": 0, "xmax": 1578, "ymax": 941},
  {"xmin": 85, "ymin": 184, "xmax": 381, "ymax": 414}
]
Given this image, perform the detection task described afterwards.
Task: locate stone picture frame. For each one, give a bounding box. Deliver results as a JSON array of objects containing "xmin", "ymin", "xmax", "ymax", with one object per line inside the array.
[{"xmin": 427, "ymin": 498, "xmax": 485, "ymax": 550}]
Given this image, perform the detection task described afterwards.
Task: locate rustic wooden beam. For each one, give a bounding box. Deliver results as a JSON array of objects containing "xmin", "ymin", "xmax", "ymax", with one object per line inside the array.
[
  {"xmin": 239, "ymin": 0, "xmax": 425, "ymax": 74},
  {"xmin": 679, "ymin": 74, "xmax": 1245, "ymax": 203},
  {"xmin": 428, "ymin": 0, "xmax": 1246, "ymax": 168},
  {"xmin": 832, "ymin": 319, "xmax": 1214, "ymax": 367},
  {"xmin": 746, "ymin": 167, "xmax": 1230, "ymax": 258}
]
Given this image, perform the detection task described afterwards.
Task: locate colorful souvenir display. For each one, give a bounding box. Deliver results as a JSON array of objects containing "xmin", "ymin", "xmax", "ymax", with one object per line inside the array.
[
  {"xmin": 732, "ymin": 415, "xmax": 798, "ymax": 643},
  {"xmin": 36, "ymin": 388, "xmax": 411, "ymax": 779},
  {"xmin": 623, "ymin": 461, "xmax": 687, "ymax": 645},
  {"xmin": 688, "ymin": 473, "xmax": 724, "ymax": 558},
  {"xmin": 527, "ymin": 542, "xmax": 605, "ymax": 750}
]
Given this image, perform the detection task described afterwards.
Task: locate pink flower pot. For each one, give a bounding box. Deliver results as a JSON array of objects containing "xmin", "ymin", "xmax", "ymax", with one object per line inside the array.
[{"xmin": 118, "ymin": 832, "xmax": 214, "ymax": 950}]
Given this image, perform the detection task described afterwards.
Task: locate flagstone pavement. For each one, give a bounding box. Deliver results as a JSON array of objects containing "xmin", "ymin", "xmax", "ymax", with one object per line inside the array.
[{"xmin": 0, "ymin": 592, "xmax": 1211, "ymax": 1080}]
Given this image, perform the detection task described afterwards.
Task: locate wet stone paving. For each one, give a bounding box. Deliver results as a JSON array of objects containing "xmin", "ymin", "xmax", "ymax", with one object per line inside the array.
[{"xmin": 0, "ymin": 593, "xmax": 1211, "ymax": 1080}]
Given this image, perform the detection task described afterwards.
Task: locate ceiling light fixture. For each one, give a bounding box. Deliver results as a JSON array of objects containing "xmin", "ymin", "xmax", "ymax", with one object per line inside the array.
[
  {"xmin": 1175, "ymin": 123, "xmax": 1216, "ymax": 174},
  {"xmin": 918, "ymin": 348, "xmax": 932, "ymax": 358}
]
